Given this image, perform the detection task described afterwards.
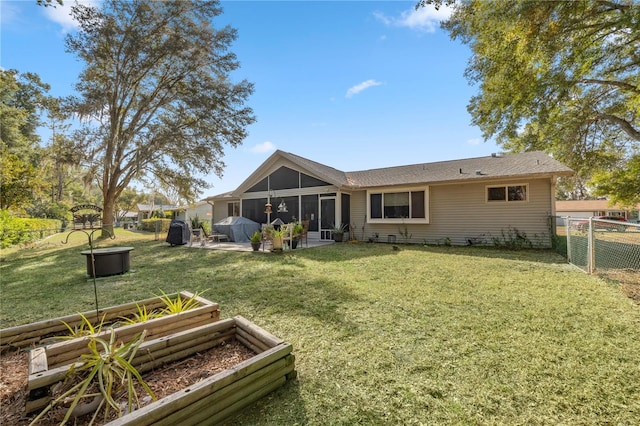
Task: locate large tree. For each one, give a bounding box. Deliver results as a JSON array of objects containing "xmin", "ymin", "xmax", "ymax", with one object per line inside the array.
[
  {"xmin": 67, "ymin": 0, "xmax": 255, "ymax": 234},
  {"xmin": 419, "ymin": 0, "xmax": 639, "ymax": 204},
  {"xmin": 0, "ymin": 70, "xmax": 51, "ymax": 210}
]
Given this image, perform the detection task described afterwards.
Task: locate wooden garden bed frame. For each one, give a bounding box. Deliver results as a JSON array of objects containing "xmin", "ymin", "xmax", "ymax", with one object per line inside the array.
[
  {"xmin": 27, "ymin": 316, "xmax": 296, "ymax": 425},
  {"xmin": 0, "ymin": 291, "xmax": 218, "ymax": 354}
]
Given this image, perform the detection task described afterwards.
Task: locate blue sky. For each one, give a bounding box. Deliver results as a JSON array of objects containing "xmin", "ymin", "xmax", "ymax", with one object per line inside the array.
[{"xmin": 1, "ymin": 0, "xmax": 501, "ymax": 199}]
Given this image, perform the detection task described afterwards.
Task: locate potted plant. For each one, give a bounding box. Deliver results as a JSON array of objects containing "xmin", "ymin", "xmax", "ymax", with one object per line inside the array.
[
  {"xmin": 250, "ymin": 231, "xmax": 262, "ymax": 251},
  {"xmin": 332, "ymin": 223, "xmax": 347, "ymax": 242},
  {"xmin": 291, "ymin": 222, "xmax": 304, "ymax": 249},
  {"xmin": 271, "ymin": 228, "xmax": 285, "ymax": 250}
]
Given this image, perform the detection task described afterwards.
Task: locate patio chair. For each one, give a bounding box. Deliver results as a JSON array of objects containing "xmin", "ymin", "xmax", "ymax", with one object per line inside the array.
[
  {"xmin": 299, "ymin": 220, "xmax": 309, "ymax": 247},
  {"xmin": 190, "ymin": 226, "xmax": 204, "ymax": 247},
  {"xmin": 282, "ymin": 223, "xmax": 294, "ymax": 249},
  {"xmin": 261, "ymin": 224, "xmax": 273, "ymax": 251},
  {"xmin": 202, "ymin": 228, "xmax": 229, "ymax": 245}
]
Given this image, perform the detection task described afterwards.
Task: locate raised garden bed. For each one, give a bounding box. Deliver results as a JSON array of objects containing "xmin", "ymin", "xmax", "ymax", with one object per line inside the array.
[
  {"xmin": 0, "ymin": 291, "xmax": 219, "ymax": 353},
  {"xmin": 26, "ymin": 316, "xmax": 295, "ymax": 425}
]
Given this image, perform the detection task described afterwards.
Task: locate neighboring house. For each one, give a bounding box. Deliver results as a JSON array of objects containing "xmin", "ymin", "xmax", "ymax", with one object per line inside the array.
[
  {"xmin": 136, "ymin": 204, "xmax": 183, "ymax": 223},
  {"xmin": 556, "ymin": 200, "xmax": 640, "ymax": 225},
  {"xmin": 117, "ymin": 211, "xmax": 139, "ymax": 223},
  {"xmin": 185, "ymin": 201, "xmax": 214, "ymax": 227},
  {"xmin": 205, "ymin": 150, "xmax": 573, "ymax": 247}
]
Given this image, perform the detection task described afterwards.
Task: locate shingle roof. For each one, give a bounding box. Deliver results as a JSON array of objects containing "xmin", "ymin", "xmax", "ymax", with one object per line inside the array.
[
  {"xmin": 208, "ymin": 150, "xmax": 573, "ymax": 199},
  {"xmin": 136, "ymin": 203, "xmax": 180, "ymax": 212},
  {"xmin": 278, "ymin": 151, "xmax": 352, "ymax": 187},
  {"xmin": 345, "ymin": 151, "xmax": 573, "ymax": 188}
]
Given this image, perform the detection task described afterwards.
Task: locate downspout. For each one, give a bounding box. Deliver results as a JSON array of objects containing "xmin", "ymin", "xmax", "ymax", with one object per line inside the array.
[
  {"xmin": 550, "ymin": 175, "xmax": 558, "ymax": 217},
  {"xmin": 206, "ymin": 200, "xmax": 215, "ymax": 232},
  {"xmin": 550, "ymin": 175, "xmax": 558, "ymax": 245}
]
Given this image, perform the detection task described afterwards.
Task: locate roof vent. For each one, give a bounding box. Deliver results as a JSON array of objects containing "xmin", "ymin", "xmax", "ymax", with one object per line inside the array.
[
  {"xmin": 491, "ymin": 152, "xmax": 503, "ymax": 158},
  {"xmin": 475, "ymin": 170, "xmax": 483, "ymax": 175}
]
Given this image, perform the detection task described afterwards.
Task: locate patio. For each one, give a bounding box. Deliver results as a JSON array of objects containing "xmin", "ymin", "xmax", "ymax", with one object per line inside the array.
[{"xmin": 191, "ymin": 238, "xmax": 334, "ymax": 252}]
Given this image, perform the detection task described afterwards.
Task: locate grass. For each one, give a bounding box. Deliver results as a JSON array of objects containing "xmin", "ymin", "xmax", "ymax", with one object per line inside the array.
[{"xmin": 2, "ymin": 230, "xmax": 640, "ymax": 424}]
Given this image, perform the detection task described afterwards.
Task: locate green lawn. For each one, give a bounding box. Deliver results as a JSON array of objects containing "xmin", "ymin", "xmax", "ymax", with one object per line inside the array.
[{"xmin": 2, "ymin": 231, "xmax": 639, "ymax": 425}]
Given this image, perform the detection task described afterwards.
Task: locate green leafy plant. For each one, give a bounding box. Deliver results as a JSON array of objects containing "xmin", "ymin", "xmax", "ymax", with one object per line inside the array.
[
  {"xmin": 158, "ymin": 291, "xmax": 203, "ymax": 315},
  {"xmin": 120, "ymin": 303, "xmax": 160, "ymax": 325},
  {"xmin": 250, "ymin": 231, "xmax": 262, "ymax": 243},
  {"xmin": 292, "ymin": 223, "xmax": 304, "ymax": 237},
  {"xmin": 332, "ymin": 223, "xmax": 347, "ymax": 234},
  {"xmin": 30, "ymin": 329, "xmax": 155, "ymax": 425},
  {"xmin": 190, "ymin": 214, "xmax": 211, "ymax": 234},
  {"xmin": 270, "ymin": 228, "xmax": 285, "ymax": 238},
  {"xmin": 435, "ymin": 237, "xmax": 452, "ymax": 247},
  {"xmin": 60, "ymin": 313, "xmax": 106, "ymax": 339},
  {"xmin": 398, "ymin": 223, "xmax": 412, "ymax": 243},
  {"xmin": 491, "ymin": 226, "xmax": 533, "ymax": 250}
]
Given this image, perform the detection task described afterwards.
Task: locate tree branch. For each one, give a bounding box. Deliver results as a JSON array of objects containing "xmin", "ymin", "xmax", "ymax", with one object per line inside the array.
[
  {"xmin": 579, "ymin": 78, "xmax": 640, "ymax": 93},
  {"xmin": 597, "ymin": 114, "xmax": 640, "ymax": 141}
]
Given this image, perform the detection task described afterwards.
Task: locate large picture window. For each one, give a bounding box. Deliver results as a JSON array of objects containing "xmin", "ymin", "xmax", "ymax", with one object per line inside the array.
[
  {"xmin": 368, "ymin": 189, "xmax": 428, "ymax": 223},
  {"xmin": 487, "ymin": 184, "xmax": 528, "ymax": 202}
]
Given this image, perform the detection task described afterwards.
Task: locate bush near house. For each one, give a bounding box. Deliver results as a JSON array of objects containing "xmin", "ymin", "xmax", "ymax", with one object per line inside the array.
[
  {"xmin": 139, "ymin": 218, "xmax": 172, "ymax": 232},
  {"xmin": 0, "ymin": 210, "xmax": 61, "ymax": 248}
]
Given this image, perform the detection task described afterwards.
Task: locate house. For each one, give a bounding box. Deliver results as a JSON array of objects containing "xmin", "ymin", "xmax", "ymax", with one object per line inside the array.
[
  {"xmin": 184, "ymin": 201, "xmax": 214, "ymax": 226},
  {"xmin": 136, "ymin": 203, "xmax": 183, "ymax": 223},
  {"xmin": 204, "ymin": 150, "xmax": 573, "ymax": 246},
  {"xmin": 556, "ymin": 200, "xmax": 640, "ymax": 225}
]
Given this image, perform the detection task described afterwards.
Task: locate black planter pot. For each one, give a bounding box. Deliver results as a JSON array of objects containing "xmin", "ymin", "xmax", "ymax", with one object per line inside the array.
[
  {"xmin": 251, "ymin": 242, "xmax": 261, "ymax": 251},
  {"xmin": 291, "ymin": 239, "xmax": 299, "ymax": 249}
]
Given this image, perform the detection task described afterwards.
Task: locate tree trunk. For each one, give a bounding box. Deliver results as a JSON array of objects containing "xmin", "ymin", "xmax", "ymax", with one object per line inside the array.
[{"xmin": 102, "ymin": 197, "xmax": 115, "ymax": 238}]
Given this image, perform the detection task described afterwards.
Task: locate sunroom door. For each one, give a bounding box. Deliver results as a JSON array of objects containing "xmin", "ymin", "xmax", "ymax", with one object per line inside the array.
[{"xmin": 320, "ymin": 197, "xmax": 335, "ymax": 240}]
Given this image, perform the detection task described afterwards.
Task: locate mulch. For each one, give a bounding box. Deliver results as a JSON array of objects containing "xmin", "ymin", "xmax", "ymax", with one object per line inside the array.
[{"xmin": 0, "ymin": 339, "xmax": 255, "ymax": 425}]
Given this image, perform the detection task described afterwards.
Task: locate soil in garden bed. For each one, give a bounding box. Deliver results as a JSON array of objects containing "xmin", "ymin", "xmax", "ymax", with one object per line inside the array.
[{"xmin": 0, "ymin": 339, "xmax": 255, "ymax": 425}]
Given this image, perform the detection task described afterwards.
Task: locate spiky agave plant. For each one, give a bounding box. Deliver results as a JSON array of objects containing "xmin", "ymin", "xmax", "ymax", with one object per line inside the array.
[
  {"xmin": 59, "ymin": 312, "xmax": 106, "ymax": 339},
  {"xmin": 157, "ymin": 290, "xmax": 205, "ymax": 315},
  {"xmin": 30, "ymin": 329, "xmax": 156, "ymax": 425},
  {"xmin": 119, "ymin": 303, "xmax": 161, "ymax": 325}
]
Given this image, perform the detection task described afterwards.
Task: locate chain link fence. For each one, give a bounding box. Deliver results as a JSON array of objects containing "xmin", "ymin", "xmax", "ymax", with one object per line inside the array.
[{"xmin": 564, "ymin": 217, "xmax": 640, "ymax": 302}]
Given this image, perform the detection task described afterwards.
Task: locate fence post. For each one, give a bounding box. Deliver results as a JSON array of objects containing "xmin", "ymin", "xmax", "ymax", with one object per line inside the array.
[
  {"xmin": 565, "ymin": 217, "xmax": 571, "ymax": 263},
  {"xmin": 587, "ymin": 217, "xmax": 595, "ymax": 274}
]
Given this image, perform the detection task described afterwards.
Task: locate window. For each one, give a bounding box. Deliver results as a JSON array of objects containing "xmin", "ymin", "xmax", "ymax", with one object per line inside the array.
[
  {"xmin": 227, "ymin": 202, "xmax": 240, "ymax": 217},
  {"xmin": 368, "ymin": 189, "xmax": 428, "ymax": 222},
  {"xmin": 487, "ymin": 184, "xmax": 528, "ymax": 202}
]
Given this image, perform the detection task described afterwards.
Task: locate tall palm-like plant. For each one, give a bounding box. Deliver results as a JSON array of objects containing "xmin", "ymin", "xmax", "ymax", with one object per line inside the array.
[{"xmin": 30, "ymin": 330, "xmax": 155, "ymax": 425}]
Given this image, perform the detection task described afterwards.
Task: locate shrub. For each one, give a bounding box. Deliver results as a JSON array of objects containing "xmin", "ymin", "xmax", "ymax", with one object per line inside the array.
[
  {"xmin": 491, "ymin": 226, "xmax": 533, "ymax": 250},
  {"xmin": 139, "ymin": 218, "xmax": 171, "ymax": 232},
  {"xmin": 189, "ymin": 215, "xmax": 211, "ymax": 234},
  {"xmin": 0, "ymin": 210, "xmax": 62, "ymax": 248}
]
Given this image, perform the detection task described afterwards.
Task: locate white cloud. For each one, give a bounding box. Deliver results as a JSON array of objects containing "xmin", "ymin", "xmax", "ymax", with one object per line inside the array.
[
  {"xmin": 43, "ymin": 0, "xmax": 99, "ymax": 33},
  {"xmin": 249, "ymin": 141, "xmax": 276, "ymax": 154},
  {"xmin": 467, "ymin": 138, "xmax": 482, "ymax": 146},
  {"xmin": 345, "ymin": 79, "xmax": 383, "ymax": 98},
  {"xmin": 0, "ymin": 2, "xmax": 21, "ymax": 26},
  {"xmin": 374, "ymin": 5, "xmax": 452, "ymax": 33}
]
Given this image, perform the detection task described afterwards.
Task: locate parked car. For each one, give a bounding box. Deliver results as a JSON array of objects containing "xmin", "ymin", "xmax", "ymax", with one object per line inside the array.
[{"xmin": 572, "ymin": 216, "xmax": 628, "ymax": 232}]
